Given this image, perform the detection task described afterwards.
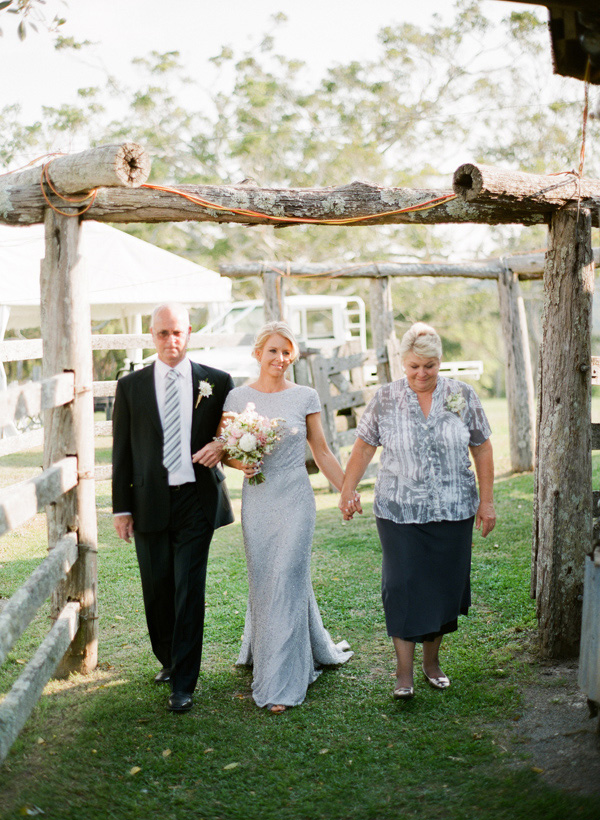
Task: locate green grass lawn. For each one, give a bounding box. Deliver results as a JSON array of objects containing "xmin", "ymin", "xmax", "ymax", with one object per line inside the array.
[{"xmin": 0, "ymin": 400, "xmax": 599, "ymax": 819}]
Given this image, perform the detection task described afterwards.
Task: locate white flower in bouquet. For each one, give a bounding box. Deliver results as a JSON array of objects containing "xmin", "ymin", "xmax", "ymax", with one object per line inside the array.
[
  {"xmin": 217, "ymin": 402, "xmax": 284, "ymax": 485},
  {"xmin": 239, "ymin": 432, "xmax": 258, "ymax": 452}
]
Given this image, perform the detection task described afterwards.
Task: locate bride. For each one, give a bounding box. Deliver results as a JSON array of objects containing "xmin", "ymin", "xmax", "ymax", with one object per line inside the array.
[{"xmin": 221, "ymin": 321, "xmax": 354, "ymax": 713}]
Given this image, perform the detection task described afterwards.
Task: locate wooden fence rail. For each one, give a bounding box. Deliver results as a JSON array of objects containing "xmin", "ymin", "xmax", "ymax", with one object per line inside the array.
[
  {"xmin": 0, "ymin": 457, "xmax": 78, "ymax": 537},
  {"xmin": 0, "ymin": 373, "xmax": 74, "ymax": 427},
  {"xmin": 0, "ymin": 339, "xmax": 43, "ymax": 363},
  {"xmin": 0, "ymin": 601, "xmax": 80, "ymax": 763},
  {"xmin": 0, "ymin": 429, "xmax": 44, "ymax": 459},
  {"xmin": 0, "ymin": 332, "xmax": 254, "ymax": 363},
  {"xmin": 0, "ymin": 532, "xmax": 78, "ymax": 667}
]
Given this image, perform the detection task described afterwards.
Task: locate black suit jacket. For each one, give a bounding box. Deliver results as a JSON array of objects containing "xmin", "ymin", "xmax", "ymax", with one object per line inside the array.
[{"xmin": 112, "ymin": 360, "xmax": 235, "ymax": 532}]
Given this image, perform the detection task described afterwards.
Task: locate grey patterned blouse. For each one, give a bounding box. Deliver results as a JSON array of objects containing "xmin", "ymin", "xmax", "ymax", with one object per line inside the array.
[{"xmin": 356, "ymin": 376, "xmax": 492, "ymax": 524}]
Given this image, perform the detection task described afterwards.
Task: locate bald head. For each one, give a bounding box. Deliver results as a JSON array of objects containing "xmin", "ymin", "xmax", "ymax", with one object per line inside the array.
[
  {"xmin": 150, "ymin": 303, "xmax": 191, "ymax": 367},
  {"xmin": 151, "ymin": 303, "xmax": 189, "ymax": 329}
]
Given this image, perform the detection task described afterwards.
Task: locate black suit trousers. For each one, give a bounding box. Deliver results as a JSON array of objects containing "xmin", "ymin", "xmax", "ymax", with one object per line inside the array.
[{"xmin": 133, "ymin": 483, "xmax": 214, "ymax": 694}]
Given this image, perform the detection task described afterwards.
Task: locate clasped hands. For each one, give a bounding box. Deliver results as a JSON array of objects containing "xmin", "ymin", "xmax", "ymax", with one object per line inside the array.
[
  {"xmin": 338, "ymin": 489, "xmax": 362, "ymax": 521},
  {"xmin": 191, "ymin": 439, "xmax": 225, "ymax": 468}
]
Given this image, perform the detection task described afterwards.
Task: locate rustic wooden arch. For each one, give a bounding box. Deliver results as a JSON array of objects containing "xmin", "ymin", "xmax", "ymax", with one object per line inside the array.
[{"xmin": 1, "ymin": 145, "xmax": 599, "ymax": 760}]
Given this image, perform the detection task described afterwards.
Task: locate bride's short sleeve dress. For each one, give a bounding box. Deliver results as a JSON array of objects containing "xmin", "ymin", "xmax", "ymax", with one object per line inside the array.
[{"xmin": 223, "ymin": 384, "xmax": 353, "ymax": 708}]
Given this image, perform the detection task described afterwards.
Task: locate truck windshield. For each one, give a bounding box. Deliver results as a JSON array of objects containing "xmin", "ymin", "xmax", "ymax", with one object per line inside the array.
[
  {"xmin": 212, "ymin": 306, "xmax": 265, "ymax": 335},
  {"xmin": 306, "ymin": 309, "xmax": 335, "ymax": 340}
]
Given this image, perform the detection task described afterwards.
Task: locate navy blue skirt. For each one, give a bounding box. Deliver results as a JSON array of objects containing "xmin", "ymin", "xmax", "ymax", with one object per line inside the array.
[{"xmin": 376, "ymin": 516, "xmax": 474, "ymax": 643}]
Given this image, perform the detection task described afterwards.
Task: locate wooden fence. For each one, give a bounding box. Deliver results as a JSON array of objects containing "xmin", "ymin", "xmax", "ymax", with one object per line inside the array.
[{"xmin": 0, "ymin": 373, "xmax": 80, "ymax": 762}]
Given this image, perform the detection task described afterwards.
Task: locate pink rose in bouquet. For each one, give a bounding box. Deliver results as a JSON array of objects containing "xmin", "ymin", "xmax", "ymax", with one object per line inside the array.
[{"xmin": 218, "ymin": 402, "xmax": 283, "ymax": 485}]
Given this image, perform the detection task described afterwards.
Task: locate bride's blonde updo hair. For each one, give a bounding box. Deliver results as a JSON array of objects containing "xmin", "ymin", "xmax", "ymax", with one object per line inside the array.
[
  {"xmin": 399, "ymin": 322, "xmax": 442, "ymax": 362},
  {"xmin": 252, "ymin": 321, "xmax": 300, "ymax": 362}
]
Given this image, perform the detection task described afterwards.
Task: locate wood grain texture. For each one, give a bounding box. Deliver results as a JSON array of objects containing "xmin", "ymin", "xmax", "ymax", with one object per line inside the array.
[{"xmin": 532, "ymin": 208, "xmax": 595, "ymax": 658}]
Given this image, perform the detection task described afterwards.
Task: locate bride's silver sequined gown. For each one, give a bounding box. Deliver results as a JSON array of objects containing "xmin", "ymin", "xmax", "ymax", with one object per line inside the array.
[{"xmin": 223, "ymin": 384, "xmax": 353, "ymax": 707}]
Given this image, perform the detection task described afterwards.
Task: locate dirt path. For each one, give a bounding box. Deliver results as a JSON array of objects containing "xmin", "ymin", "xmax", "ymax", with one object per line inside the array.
[{"xmin": 510, "ymin": 661, "xmax": 600, "ymax": 796}]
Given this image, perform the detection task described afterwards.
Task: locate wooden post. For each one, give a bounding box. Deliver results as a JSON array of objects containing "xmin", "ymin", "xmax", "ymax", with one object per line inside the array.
[
  {"xmin": 369, "ymin": 277, "xmax": 401, "ymax": 383},
  {"xmin": 497, "ymin": 265, "xmax": 535, "ymax": 472},
  {"xmin": 263, "ymin": 271, "xmax": 285, "ymax": 322},
  {"xmin": 532, "ymin": 208, "xmax": 594, "ymax": 659},
  {"xmin": 41, "ymin": 209, "xmax": 98, "ymax": 676}
]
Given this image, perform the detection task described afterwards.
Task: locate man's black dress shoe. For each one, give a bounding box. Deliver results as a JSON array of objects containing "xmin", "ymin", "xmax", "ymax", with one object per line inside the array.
[
  {"xmin": 154, "ymin": 667, "xmax": 171, "ymax": 684},
  {"xmin": 168, "ymin": 692, "xmax": 193, "ymax": 712}
]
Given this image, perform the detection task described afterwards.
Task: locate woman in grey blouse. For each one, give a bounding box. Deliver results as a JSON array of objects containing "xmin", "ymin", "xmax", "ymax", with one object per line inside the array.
[{"xmin": 339, "ymin": 322, "xmax": 495, "ymax": 700}]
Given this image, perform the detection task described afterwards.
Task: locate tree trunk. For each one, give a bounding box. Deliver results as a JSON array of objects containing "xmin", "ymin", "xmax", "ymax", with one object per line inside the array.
[
  {"xmin": 532, "ymin": 208, "xmax": 595, "ymax": 659},
  {"xmin": 41, "ymin": 210, "xmax": 98, "ymax": 676},
  {"xmin": 497, "ymin": 267, "xmax": 535, "ymax": 472}
]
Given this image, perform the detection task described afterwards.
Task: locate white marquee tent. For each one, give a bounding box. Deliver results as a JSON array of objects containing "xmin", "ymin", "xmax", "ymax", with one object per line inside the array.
[{"xmin": 0, "ymin": 221, "xmax": 232, "ymax": 331}]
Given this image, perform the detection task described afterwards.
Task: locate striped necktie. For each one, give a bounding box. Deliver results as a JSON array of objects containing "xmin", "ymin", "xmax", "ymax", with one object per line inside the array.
[{"xmin": 163, "ymin": 368, "xmax": 182, "ymax": 472}]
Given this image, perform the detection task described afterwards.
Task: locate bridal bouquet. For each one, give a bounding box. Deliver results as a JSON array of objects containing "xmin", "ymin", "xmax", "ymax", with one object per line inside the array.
[{"xmin": 218, "ymin": 402, "xmax": 284, "ymax": 485}]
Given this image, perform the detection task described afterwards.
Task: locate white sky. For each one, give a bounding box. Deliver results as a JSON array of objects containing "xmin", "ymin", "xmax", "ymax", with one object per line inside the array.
[
  {"xmin": 1, "ymin": 0, "xmax": 556, "ymax": 262},
  {"xmin": 2, "ymin": 0, "xmax": 531, "ymax": 121}
]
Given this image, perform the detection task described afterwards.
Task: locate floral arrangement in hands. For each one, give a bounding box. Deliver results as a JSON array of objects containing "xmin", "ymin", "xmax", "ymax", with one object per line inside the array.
[{"xmin": 218, "ymin": 402, "xmax": 283, "ymax": 485}]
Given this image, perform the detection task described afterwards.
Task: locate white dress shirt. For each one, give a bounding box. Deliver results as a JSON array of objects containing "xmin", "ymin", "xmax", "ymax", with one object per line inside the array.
[{"xmin": 154, "ymin": 357, "xmax": 196, "ymax": 486}]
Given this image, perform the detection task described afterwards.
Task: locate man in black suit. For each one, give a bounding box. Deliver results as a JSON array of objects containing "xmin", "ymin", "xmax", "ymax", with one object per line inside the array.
[{"xmin": 112, "ymin": 303, "xmax": 234, "ymax": 712}]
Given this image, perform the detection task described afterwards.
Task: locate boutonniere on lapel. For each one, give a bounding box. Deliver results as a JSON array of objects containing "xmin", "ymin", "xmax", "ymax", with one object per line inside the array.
[
  {"xmin": 445, "ymin": 392, "xmax": 467, "ymax": 418},
  {"xmin": 195, "ymin": 381, "xmax": 214, "ymax": 409}
]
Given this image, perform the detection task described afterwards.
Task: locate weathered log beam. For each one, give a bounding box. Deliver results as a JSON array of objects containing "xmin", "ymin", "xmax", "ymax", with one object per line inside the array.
[
  {"xmin": 453, "ymin": 162, "xmax": 600, "ymax": 217},
  {"xmin": 219, "ymin": 250, "xmax": 600, "ymax": 281},
  {"xmin": 0, "ymin": 180, "xmax": 551, "ymax": 227},
  {"xmin": 0, "ymin": 144, "xmax": 150, "ymax": 225},
  {"xmin": 28, "ymin": 143, "xmax": 149, "ymax": 190},
  {"xmin": 220, "ymin": 261, "xmax": 505, "ymax": 279}
]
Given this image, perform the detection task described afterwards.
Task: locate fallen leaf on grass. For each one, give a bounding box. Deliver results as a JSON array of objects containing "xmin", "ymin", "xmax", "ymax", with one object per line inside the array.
[
  {"xmin": 15, "ymin": 659, "xmax": 26, "ymax": 665},
  {"xmin": 19, "ymin": 807, "xmax": 44, "ymax": 816},
  {"xmin": 36, "ymin": 738, "xmax": 45, "ymax": 745},
  {"xmin": 129, "ymin": 766, "xmax": 141, "ymax": 776},
  {"xmin": 162, "ymin": 749, "xmax": 171, "ymax": 758},
  {"xmin": 204, "ymin": 748, "xmax": 214, "ymax": 754},
  {"xmin": 531, "ymin": 767, "xmax": 544, "ymax": 774},
  {"xmin": 223, "ymin": 762, "xmax": 240, "ymax": 770},
  {"xmin": 319, "ymin": 749, "xmax": 329, "ymax": 755}
]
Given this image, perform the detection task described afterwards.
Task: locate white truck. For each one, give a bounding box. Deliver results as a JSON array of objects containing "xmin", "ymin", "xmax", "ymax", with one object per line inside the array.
[
  {"xmin": 188, "ymin": 294, "xmax": 367, "ymax": 382},
  {"xmin": 135, "ymin": 293, "xmax": 482, "ymax": 384}
]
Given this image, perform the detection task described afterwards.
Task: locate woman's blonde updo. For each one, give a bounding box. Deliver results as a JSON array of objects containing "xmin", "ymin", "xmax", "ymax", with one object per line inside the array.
[
  {"xmin": 252, "ymin": 321, "xmax": 300, "ymax": 362},
  {"xmin": 399, "ymin": 322, "xmax": 442, "ymax": 362}
]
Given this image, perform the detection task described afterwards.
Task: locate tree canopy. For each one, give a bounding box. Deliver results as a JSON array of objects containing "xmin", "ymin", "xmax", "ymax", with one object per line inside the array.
[{"xmin": 1, "ymin": 0, "xmax": 597, "ymax": 391}]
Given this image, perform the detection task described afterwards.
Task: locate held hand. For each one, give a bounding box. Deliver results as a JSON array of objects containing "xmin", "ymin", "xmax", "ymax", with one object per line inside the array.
[
  {"xmin": 338, "ymin": 490, "xmax": 363, "ymax": 521},
  {"xmin": 242, "ymin": 462, "xmax": 261, "ymax": 478},
  {"xmin": 114, "ymin": 514, "xmax": 134, "ymax": 543},
  {"xmin": 476, "ymin": 501, "xmax": 496, "ymax": 538},
  {"xmin": 192, "ymin": 440, "xmax": 225, "ymax": 468}
]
